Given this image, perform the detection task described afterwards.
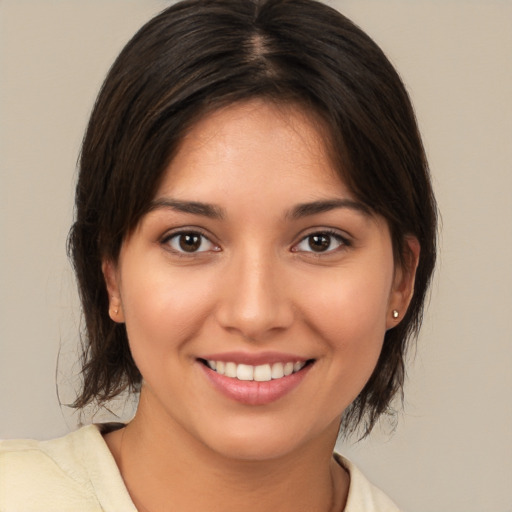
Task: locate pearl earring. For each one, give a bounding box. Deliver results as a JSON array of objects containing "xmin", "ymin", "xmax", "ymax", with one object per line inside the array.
[
  {"xmin": 392, "ymin": 310, "xmax": 399, "ymax": 319},
  {"xmin": 111, "ymin": 296, "xmax": 119, "ymax": 316}
]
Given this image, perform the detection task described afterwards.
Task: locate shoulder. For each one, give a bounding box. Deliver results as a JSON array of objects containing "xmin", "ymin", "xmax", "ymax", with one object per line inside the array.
[
  {"xmin": 335, "ymin": 454, "xmax": 402, "ymax": 512},
  {"xmin": 0, "ymin": 426, "xmax": 101, "ymax": 511},
  {"xmin": 0, "ymin": 424, "xmax": 135, "ymax": 512}
]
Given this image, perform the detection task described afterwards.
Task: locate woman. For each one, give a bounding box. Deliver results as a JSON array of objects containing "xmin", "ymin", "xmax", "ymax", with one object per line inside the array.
[{"xmin": 0, "ymin": 0, "xmax": 437, "ymax": 510}]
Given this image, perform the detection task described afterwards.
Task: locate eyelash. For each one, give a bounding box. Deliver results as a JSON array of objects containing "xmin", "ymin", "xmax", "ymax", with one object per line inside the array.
[
  {"xmin": 161, "ymin": 228, "xmax": 351, "ymax": 257},
  {"xmin": 292, "ymin": 229, "xmax": 351, "ymax": 255},
  {"xmin": 161, "ymin": 229, "xmax": 219, "ymax": 255}
]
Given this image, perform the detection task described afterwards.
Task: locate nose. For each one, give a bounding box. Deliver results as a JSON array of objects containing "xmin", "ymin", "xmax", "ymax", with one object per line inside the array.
[{"xmin": 215, "ymin": 250, "xmax": 294, "ymax": 342}]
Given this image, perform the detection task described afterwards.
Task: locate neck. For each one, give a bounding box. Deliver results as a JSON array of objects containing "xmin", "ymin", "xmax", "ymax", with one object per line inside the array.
[{"xmin": 105, "ymin": 395, "xmax": 349, "ymax": 512}]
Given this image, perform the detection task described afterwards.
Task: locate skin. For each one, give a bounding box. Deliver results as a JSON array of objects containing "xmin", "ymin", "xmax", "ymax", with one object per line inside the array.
[{"xmin": 103, "ymin": 100, "xmax": 418, "ymax": 512}]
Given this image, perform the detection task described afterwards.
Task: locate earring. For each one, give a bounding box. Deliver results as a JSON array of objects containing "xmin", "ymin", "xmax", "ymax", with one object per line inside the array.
[
  {"xmin": 111, "ymin": 296, "xmax": 119, "ymax": 316},
  {"xmin": 392, "ymin": 310, "xmax": 399, "ymax": 319}
]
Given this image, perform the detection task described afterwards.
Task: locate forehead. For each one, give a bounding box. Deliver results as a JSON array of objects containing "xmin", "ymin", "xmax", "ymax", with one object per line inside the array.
[{"xmin": 155, "ymin": 99, "xmax": 350, "ymax": 203}]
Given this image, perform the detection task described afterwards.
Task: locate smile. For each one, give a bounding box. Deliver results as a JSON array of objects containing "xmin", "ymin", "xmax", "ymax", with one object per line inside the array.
[
  {"xmin": 204, "ymin": 360, "xmax": 308, "ymax": 381},
  {"xmin": 199, "ymin": 357, "xmax": 314, "ymax": 405}
]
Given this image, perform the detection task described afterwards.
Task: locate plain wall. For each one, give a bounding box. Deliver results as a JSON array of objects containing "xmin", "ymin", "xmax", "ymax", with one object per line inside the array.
[{"xmin": 1, "ymin": 1, "xmax": 511, "ymax": 511}]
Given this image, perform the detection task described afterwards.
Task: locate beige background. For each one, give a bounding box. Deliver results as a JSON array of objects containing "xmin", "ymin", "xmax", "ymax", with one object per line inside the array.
[{"xmin": 1, "ymin": 1, "xmax": 511, "ymax": 511}]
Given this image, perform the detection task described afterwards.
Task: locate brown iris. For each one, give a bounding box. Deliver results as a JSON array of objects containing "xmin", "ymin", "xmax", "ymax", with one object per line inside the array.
[
  {"xmin": 308, "ymin": 234, "xmax": 331, "ymax": 252},
  {"xmin": 179, "ymin": 233, "xmax": 202, "ymax": 252}
]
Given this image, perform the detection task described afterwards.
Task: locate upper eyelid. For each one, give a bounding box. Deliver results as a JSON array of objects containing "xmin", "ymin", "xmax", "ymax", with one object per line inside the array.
[
  {"xmin": 291, "ymin": 229, "xmax": 352, "ymax": 254},
  {"xmin": 159, "ymin": 226, "xmax": 352, "ymax": 247},
  {"xmin": 160, "ymin": 226, "xmax": 215, "ymax": 242},
  {"xmin": 160, "ymin": 228, "xmax": 220, "ymax": 254},
  {"xmin": 293, "ymin": 227, "xmax": 352, "ymax": 243},
  {"xmin": 159, "ymin": 229, "xmax": 221, "ymax": 258}
]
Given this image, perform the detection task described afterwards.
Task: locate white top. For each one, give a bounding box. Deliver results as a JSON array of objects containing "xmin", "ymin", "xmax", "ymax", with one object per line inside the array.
[{"xmin": 0, "ymin": 425, "xmax": 400, "ymax": 511}]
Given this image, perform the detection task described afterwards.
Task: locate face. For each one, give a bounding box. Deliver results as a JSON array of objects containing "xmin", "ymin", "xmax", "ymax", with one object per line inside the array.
[{"xmin": 105, "ymin": 100, "xmax": 415, "ymax": 461}]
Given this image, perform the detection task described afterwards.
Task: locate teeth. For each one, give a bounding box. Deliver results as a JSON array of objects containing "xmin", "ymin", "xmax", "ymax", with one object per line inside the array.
[
  {"xmin": 253, "ymin": 364, "xmax": 271, "ymax": 382},
  {"xmin": 206, "ymin": 360, "xmax": 306, "ymax": 381},
  {"xmin": 236, "ymin": 364, "xmax": 253, "ymax": 381},
  {"xmin": 271, "ymin": 362, "xmax": 284, "ymax": 379},
  {"xmin": 225, "ymin": 362, "xmax": 237, "ymax": 378}
]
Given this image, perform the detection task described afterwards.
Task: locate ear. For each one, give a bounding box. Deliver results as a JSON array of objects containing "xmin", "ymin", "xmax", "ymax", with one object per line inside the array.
[
  {"xmin": 386, "ymin": 236, "xmax": 420, "ymax": 329},
  {"xmin": 102, "ymin": 259, "xmax": 125, "ymax": 323}
]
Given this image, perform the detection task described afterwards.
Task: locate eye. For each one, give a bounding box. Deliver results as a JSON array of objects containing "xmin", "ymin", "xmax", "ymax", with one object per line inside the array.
[
  {"xmin": 293, "ymin": 231, "xmax": 348, "ymax": 254},
  {"xmin": 163, "ymin": 231, "xmax": 219, "ymax": 254}
]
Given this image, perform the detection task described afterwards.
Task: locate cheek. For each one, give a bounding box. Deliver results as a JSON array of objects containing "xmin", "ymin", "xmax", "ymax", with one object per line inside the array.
[
  {"xmin": 119, "ymin": 261, "xmax": 216, "ymax": 366},
  {"xmin": 296, "ymin": 259, "xmax": 394, "ymax": 398},
  {"xmin": 302, "ymin": 263, "xmax": 393, "ymax": 344}
]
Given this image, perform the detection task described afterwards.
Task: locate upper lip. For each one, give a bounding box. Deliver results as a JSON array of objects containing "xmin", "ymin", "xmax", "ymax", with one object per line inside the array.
[{"xmin": 198, "ymin": 351, "xmax": 311, "ymax": 366}]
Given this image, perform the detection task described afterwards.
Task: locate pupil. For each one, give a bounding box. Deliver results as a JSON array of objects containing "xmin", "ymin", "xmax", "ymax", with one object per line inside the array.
[
  {"xmin": 179, "ymin": 234, "xmax": 201, "ymax": 252},
  {"xmin": 309, "ymin": 234, "xmax": 330, "ymax": 252}
]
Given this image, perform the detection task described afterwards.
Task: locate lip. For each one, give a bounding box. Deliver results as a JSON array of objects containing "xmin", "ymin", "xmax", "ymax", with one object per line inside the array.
[
  {"xmin": 199, "ymin": 351, "xmax": 309, "ymax": 366},
  {"xmin": 198, "ymin": 358, "xmax": 313, "ymax": 406}
]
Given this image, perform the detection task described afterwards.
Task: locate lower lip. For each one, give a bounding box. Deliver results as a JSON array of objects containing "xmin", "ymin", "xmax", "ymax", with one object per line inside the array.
[{"xmin": 199, "ymin": 362, "xmax": 313, "ymax": 406}]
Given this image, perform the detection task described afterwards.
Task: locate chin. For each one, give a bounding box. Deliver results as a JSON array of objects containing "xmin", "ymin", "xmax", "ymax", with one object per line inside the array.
[
  {"xmin": 196, "ymin": 413, "xmax": 338, "ymax": 463},
  {"xmin": 209, "ymin": 432, "xmax": 303, "ymax": 462}
]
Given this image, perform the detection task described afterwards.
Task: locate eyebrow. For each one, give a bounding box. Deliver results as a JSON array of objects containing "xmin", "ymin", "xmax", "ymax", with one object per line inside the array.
[
  {"xmin": 287, "ymin": 199, "xmax": 371, "ymax": 219},
  {"xmin": 148, "ymin": 198, "xmax": 225, "ymax": 219},
  {"xmin": 147, "ymin": 197, "xmax": 370, "ymax": 221}
]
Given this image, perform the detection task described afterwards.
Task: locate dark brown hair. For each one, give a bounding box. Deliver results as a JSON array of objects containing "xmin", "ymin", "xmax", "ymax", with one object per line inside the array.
[{"xmin": 69, "ymin": 0, "xmax": 437, "ymax": 437}]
